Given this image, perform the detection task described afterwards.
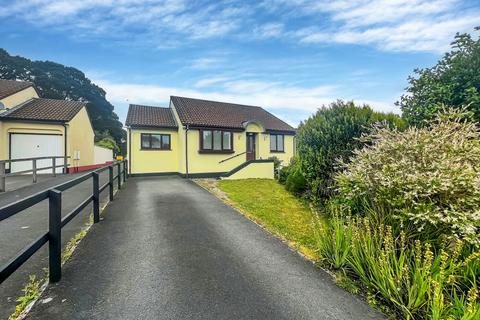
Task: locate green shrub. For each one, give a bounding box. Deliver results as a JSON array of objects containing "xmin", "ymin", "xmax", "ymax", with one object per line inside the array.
[
  {"xmin": 336, "ymin": 108, "xmax": 480, "ymax": 246},
  {"xmin": 285, "ymin": 168, "xmax": 307, "ymax": 195},
  {"xmin": 96, "ymin": 137, "xmax": 120, "ymax": 154},
  {"xmin": 296, "ymin": 100, "xmax": 404, "ymax": 202},
  {"xmin": 278, "ymin": 157, "xmax": 298, "ymax": 184},
  {"xmin": 316, "ymin": 209, "xmax": 480, "ymax": 319},
  {"xmin": 278, "ymin": 166, "xmax": 291, "ymax": 184},
  {"xmin": 268, "ymin": 156, "xmax": 282, "ymax": 179}
]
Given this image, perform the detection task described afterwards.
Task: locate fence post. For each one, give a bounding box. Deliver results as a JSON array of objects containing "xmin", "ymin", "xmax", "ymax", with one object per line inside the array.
[
  {"xmin": 122, "ymin": 161, "xmax": 126, "ymax": 183},
  {"xmin": 108, "ymin": 166, "xmax": 114, "ymax": 201},
  {"xmin": 125, "ymin": 160, "xmax": 128, "ymax": 179},
  {"xmin": 32, "ymin": 159, "xmax": 37, "ymax": 183},
  {"xmin": 48, "ymin": 189, "xmax": 62, "ymax": 283},
  {"xmin": 117, "ymin": 163, "xmax": 121, "ymax": 190},
  {"xmin": 52, "ymin": 157, "xmax": 56, "ymax": 177},
  {"xmin": 92, "ymin": 172, "xmax": 100, "ymax": 223},
  {"xmin": 63, "ymin": 156, "xmax": 68, "ymax": 174},
  {"xmin": 0, "ymin": 162, "xmax": 5, "ymax": 192}
]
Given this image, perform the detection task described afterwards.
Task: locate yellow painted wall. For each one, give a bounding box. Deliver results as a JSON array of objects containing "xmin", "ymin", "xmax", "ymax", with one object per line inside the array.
[
  {"xmin": 67, "ymin": 107, "xmax": 95, "ymax": 167},
  {"xmin": 170, "ymin": 100, "xmax": 186, "ymax": 173},
  {"xmin": 0, "ymin": 107, "xmax": 96, "ymax": 169},
  {"xmin": 0, "ymin": 87, "xmax": 38, "ymax": 109},
  {"xmin": 0, "ymin": 121, "xmax": 64, "ymax": 161},
  {"xmin": 185, "ymin": 129, "xmax": 246, "ymax": 174},
  {"xmin": 129, "ymin": 128, "xmax": 180, "ymax": 174},
  {"xmin": 223, "ymin": 162, "xmax": 274, "ymax": 180},
  {"xmin": 245, "ymin": 122, "xmax": 263, "ymax": 133},
  {"xmin": 257, "ymin": 134, "xmax": 295, "ymax": 165},
  {"xmin": 129, "ymin": 103, "xmax": 295, "ymax": 177},
  {"xmin": 244, "ymin": 122, "xmax": 295, "ymax": 166}
]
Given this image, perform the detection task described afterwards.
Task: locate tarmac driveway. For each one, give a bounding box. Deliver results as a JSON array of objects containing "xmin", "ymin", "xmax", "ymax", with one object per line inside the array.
[
  {"xmin": 28, "ymin": 176, "xmax": 384, "ymax": 320},
  {"xmin": 0, "ymin": 169, "xmax": 119, "ymax": 319}
]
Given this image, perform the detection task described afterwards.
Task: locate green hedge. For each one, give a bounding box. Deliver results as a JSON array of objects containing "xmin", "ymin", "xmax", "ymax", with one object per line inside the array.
[{"xmin": 296, "ymin": 100, "xmax": 405, "ymax": 202}]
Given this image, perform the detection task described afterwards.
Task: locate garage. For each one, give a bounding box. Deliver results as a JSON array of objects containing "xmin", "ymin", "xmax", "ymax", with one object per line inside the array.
[{"xmin": 10, "ymin": 133, "xmax": 64, "ymax": 173}]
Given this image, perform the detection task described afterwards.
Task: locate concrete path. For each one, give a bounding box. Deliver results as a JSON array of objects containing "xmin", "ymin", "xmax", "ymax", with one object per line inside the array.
[
  {"xmin": 1, "ymin": 174, "xmax": 67, "ymax": 194},
  {"xmin": 0, "ymin": 173, "xmax": 84, "ymax": 207},
  {"xmin": 0, "ymin": 168, "xmax": 120, "ymax": 319},
  {"xmin": 28, "ymin": 176, "xmax": 383, "ymax": 320}
]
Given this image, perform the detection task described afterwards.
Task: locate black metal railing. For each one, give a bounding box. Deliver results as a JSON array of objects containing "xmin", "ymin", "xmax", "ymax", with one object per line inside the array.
[
  {"xmin": 218, "ymin": 151, "xmax": 246, "ymax": 164},
  {"xmin": 0, "ymin": 160, "xmax": 128, "ymax": 284},
  {"xmin": 0, "ymin": 156, "xmax": 70, "ymax": 192}
]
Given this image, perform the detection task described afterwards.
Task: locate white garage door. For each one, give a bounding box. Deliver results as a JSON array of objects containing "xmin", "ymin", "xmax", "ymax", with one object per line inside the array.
[{"xmin": 10, "ymin": 133, "xmax": 64, "ymax": 174}]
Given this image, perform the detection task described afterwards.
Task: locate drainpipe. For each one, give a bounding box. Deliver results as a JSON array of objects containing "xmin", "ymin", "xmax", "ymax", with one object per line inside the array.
[
  {"xmin": 63, "ymin": 123, "xmax": 68, "ymax": 173},
  {"xmin": 185, "ymin": 125, "xmax": 189, "ymax": 178},
  {"xmin": 293, "ymin": 135, "xmax": 296, "ymax": 156},
  {"xmin": 128, "ymin": 127, "xmax": 132, "ymax": 175}
]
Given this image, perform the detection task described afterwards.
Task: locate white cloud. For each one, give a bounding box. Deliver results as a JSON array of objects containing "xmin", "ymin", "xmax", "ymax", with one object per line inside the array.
[
  {"xmin": 189, "ymin": 58, "xmax": 224, "ymax": 70},
  {"xmin": 96, "ymin": 79, "xmax": 336, "ymax": 112},
  {"xmin": 1, "ymin": 0, "xmax": 477, "ymax": 52},
  {"xmin": 330, "ymin": 0, "xmax": 456, "ymax": 26},
  {"xmin": 95, "ymin": 78, "xmax": 398, "ymax": 126},
  {"xmin": 253, "ymin": 23, "xmax": 284, "ymax": 38},
  {"xmin": 194, "ymin": 77, "xmax": 231, "ymax": 88},
  {"xmin": 288, "ymin": 0, "xmax": 480, "ymax": 52},
  {"xmin": 1, "ymin": 0, "xmax": 247, "ymax": 41}
]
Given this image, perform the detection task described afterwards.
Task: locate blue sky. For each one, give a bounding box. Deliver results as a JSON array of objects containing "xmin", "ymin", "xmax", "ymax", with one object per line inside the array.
[{"xmin": 1, "ymin": 0, "xmax": 479, "ymax": 126}]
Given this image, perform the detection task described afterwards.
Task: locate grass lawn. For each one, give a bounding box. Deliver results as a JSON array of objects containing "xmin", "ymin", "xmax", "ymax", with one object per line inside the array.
[{"xmin": 199, "ymin": 178, "xmax": 323, "ymax": 260}]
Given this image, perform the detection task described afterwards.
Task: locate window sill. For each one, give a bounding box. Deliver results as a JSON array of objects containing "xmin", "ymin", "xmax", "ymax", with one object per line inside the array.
[
  {"xmin": 270, "ymin": 150, "xmax": 285, "ymax": 153},
  {"xmin": 140, "ymin": 148, "xmax": 172, "ymax": 151},
  {"xmin": 198, "ymin": 150, "xmax": 235, "ymax": 154}
]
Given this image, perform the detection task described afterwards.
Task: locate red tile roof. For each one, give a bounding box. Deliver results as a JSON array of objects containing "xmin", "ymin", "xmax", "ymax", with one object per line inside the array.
[
  {"xmin": 0, "ymin": 98, "xmax": 85, "ymax": 122},
  {"xmin": 0, "ymin": 79, "xmax": 34, "ymax": 100},
  {"xmin": 170, "ymin": 96, "xmax": 295, "ymax": 133},
  {"xmin": 125, "ymin": 104, "xmax": 178, "ymax": 128}
]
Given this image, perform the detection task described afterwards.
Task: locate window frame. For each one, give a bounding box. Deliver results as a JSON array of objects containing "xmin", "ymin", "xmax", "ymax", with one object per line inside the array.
[
  {"xmin": 199, "ymin": 129, "xmax": 234, "ymax": 153},
  {"xmin": 140, "ymin": 133, "xmax": 171, "ymax": 150},
  {"xmin": 270, "ymin": 134, "xmax": 285, "ymax": 152}
]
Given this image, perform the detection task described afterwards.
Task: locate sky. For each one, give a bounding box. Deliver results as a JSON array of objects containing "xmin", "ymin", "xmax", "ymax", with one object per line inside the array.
[{"xmin": 0, "ymin": 0, "xmax": 479, "ymax": 127}]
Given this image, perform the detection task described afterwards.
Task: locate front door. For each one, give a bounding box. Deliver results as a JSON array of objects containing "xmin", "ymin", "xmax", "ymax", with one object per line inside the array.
[{"xmin": 246, "ymin": 133, "xmax": 256, "ymax": 161}]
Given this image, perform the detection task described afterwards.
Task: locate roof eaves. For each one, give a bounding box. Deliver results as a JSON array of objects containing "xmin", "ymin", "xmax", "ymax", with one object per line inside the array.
[
  {"xmin": 0, "ymin": 117, "xmax": 66, "ymax": 124},
  {"xmin": 129, "ymin": 124, "xmax": 178, "ymax": 130},
  {"xmin": 0, "ymin": 82, "xmax": 34, "ymax": 100},
  {"xmin": 0, "ymin": 98, "xmax": 35, "ymax": 118}
]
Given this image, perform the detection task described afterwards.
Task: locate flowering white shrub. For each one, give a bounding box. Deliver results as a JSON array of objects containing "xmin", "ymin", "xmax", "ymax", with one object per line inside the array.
[{"xmin": 336, "ymin": 108, "xmax": 480, "ymax": 246}]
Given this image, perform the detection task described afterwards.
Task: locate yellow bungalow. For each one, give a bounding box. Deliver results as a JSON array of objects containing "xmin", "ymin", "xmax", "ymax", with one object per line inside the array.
[
  {"xmin": 126, "ymin": 96, "xmax": 296, "ymax": 179},
  {"xmin": 0, "ymin": 79, "xmax": 95, "ymax": 173}
]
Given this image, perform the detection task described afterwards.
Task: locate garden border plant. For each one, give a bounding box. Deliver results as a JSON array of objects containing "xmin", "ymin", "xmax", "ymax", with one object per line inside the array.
[
  {"xmin": 295, "ymin": 100, "xmax": 405, "ymax": 203},
  {"xmin": 315, "ymin": 108, "xmax": 480, "ymax": 319}
]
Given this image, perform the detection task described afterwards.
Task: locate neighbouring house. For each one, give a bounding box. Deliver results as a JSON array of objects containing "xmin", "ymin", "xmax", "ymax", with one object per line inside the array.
[
  {"xmin": 126, "ymin": 96, "xmax": 296, "ymax": 179},
  {"xmin": 0, "ymin": 79, "xmax": 96, "ymax": 173}
]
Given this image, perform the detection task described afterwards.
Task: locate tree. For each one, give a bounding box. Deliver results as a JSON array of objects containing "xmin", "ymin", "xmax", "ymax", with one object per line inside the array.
[
  {"xmin": 398, "ymin": 28, "xmax": 480, "ymax": 126},
  {"xmin": 296, "ymin": 100, "xmax": 405, "ymax": 202}
]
